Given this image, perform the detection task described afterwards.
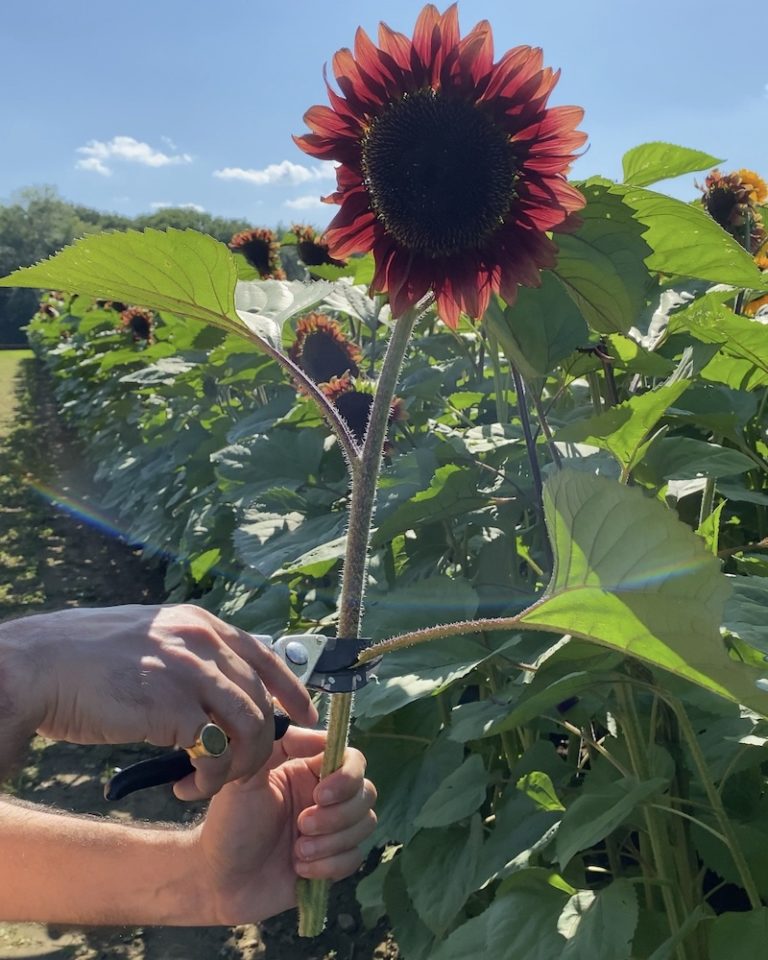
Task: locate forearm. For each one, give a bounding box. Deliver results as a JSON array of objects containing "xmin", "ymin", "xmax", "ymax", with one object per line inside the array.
[
  {"xmin": 0, "ymin": 798, "xmax": 208, "ymax": 925},
  {"xmin": 0, "ymin": 617, "xmax": 43, "ymax": 780}
]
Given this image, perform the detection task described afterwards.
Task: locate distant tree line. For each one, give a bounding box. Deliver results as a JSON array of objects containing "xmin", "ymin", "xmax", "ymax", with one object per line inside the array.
[{"xmin": 0, "ymin": 186, "xmax": 253, "ymax": 344}]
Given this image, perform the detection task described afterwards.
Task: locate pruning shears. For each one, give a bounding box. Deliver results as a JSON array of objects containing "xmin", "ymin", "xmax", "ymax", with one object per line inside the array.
[{"xmin": 104, "ymin": 634, "xmax": 380, "ymax": 802}]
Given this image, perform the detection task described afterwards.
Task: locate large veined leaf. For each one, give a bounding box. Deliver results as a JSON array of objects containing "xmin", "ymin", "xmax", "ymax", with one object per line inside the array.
[
  {"xmin": 709, "ymin": 908, "xmax": 768, "ymax": 960},
  {"xmin": 0, "ymin": 228, "xmax": 334, "ymax": 350},
  {"xmin": 616, "ymin": 182, "xmax": 768, "ymax": 289},
  {"xmin": 555, "ymin": 381, "xmax": 690, "ymax": 478},
  {"xmin": 560, "ymin": 880, "xmax": 638, "ymax": 960},
  {"xmin": 670, "ymin": 294, "xmax": 768, "ymax": 390},
  {"xmin": 0, "ymin": 229, "xmax": 246, "ymax": 334},
  {"xmin": 519, "ymin": 471, "xmax": 768, "ymax": 714},
  {"xmin": 234, "ymin": 278, "xmax": 333, "ymax": 348},
  {"xmin": 562, "ymin": 180, "xmax": 767, "ymax": 300},
  {"xmin": 401, "ymin": 817, "xmax": 484, "ymax": 937},
  {"xmin": 429, "ymin": 880, "xmax": 568, "ymax": 960},
  {"xmin": 554, "ymin": 181, "xmax": 654, "ymax": 335},
  {"xmin": 556, "ymin": 777, "xmax": 668, "ymax": 868},
  {"xmin": 485, "ymin": 276, "xmax": 588, "ymax": 379},
  {"xmin": 622, "ymin": 142, "xmax": 723, "ymax": 187}
]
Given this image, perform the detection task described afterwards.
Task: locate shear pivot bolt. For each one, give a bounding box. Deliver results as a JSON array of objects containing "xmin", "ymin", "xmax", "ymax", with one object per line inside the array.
[{"xmin": 285, "ymin": 641, "xmax": 309, "ymax": 666}]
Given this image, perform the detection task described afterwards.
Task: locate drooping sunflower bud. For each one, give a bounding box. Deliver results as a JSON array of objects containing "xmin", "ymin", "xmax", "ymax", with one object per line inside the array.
[
  {"xmin": 292, "ymin": 225, "xmax": 347, "ymax": 268},
  {"xmin": 228, "ymin": 228, "xmax": 286, "ymax": 279},
  {"xmin": 322, "ymin": 374, "xmax": 406, "ymax": 446},
  {"xmin": 290, "ymin": 313, "xmax": 362, "ymax": 385}
]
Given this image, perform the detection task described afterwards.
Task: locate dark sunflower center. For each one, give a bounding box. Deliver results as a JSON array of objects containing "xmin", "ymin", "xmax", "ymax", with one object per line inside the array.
[
  {"xmin": 239, "ymin": 239, "xmax": 271, "ymax": 276},
  {"xmin": 362, "ymin": 89, "xmax": 517, "ymax": 258}
]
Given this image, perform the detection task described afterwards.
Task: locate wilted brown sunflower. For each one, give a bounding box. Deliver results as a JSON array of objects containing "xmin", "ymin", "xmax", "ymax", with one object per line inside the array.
[
  {"xmin": 293, "ymin": 225, "xmax": 347, "ymax": 268},
  {"xmin": 119, "ymin": 306, "xmax": 154, "ymax": 344},
  {"xmin": 289, "ymin": 312, "xmax": 362, "ymax": 384},
  {"xmin": 294, "ymin": 3, "xmax": 586, "ymax": 327},
  {"xmin": 228, "ymin": 228, "xmax": 286, "ymax": 279}
]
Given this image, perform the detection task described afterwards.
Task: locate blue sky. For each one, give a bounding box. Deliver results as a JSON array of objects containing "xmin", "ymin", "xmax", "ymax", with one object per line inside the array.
[{"xmin": 3, "ymin": 0, "xmax": 767, "ymax": 228}]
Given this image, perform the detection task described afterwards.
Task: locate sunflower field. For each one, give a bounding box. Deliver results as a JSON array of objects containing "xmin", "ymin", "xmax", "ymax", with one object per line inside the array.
[{"xmin": 6, "ymin": 4, "xmax": 768, "ymax": 958}]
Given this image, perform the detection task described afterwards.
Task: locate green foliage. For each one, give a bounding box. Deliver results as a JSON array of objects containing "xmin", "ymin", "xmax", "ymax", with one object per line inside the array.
[
  {"xmin": 12, "ymin": 141, "xmax": 768, "ymax": 958},
  {"xmin": 622, "ymin": 142, "xmax": 724, "ymax": 187}
]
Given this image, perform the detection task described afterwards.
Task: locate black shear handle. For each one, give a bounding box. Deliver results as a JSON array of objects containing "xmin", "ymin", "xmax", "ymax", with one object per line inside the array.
[{"xmin": 104, "ymin": 712, "xmax": 291, "ymax": 802}]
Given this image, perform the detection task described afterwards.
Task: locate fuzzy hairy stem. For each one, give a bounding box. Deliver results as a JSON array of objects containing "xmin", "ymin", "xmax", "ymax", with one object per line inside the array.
[
  {"xmin": 297, "ymin": 303, "xmax": 423, "ymax": 937},
  {"xmin": 254, "ymin": 334, "xmax": 361, "ymax": 468}
]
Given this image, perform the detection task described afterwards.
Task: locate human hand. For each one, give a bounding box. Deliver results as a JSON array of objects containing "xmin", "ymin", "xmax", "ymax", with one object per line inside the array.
[
  {"xmin": 0, "ymin": 604, "xmax": 317, "ymax": 798},
  {"xmin": 194, "ymin": 727, "xmax": 377, "ymax": 924}
]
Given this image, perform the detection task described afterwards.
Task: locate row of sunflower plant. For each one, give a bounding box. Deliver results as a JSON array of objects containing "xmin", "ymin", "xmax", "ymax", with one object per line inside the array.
[{"xmin": 7, "ymin": 5, "xmax": 768, "ymax": 957}]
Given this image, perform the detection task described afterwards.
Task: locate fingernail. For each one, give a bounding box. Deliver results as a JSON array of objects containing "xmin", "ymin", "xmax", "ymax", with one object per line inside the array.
[
  {"xmin": 302, "ymin": 814, "xmax": 317, "ymax": 832},
  {"xmin": 299, "ymin": 838, "xmax": 317, "ymax": 858},
  {"xmin": 318, "ymin": 787, "xmax": 335, "ymax": 804}
]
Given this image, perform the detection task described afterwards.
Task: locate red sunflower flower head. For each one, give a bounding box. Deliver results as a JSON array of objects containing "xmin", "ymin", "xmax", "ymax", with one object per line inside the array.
[
  {"xmin": 119, "ymin": 306, "xmax": 155, "ymax": 344},
  {"xmin": 322, "ymin": 374, "xmax": 405, "ymax": 446},
  {"xmin": 228, "ymin": 228, "xmax": 287, "ymax": 280},
  {"xmin": 292, "ymin": 224, "xmax": 348, "ymax": 268},
  {"xmin": 289, "ymin": 312, "xmax": 362, "ymax": 384},
  {"xmin": 294, "ymin": 4, "xmax": 586, "ymax": 328}
]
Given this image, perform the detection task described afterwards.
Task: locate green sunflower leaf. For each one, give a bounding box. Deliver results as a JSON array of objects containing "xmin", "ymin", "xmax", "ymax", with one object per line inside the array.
[
  {"xmin": 0, "ymin": 229, "xmax": 247, "ymax": 336},
  {"xmin": 554, "ymin": 380, "xmax": 690, "ymax": 478},
  {"xmin": 556, "ymin": 777, "xmax": 668, "ymax": 869},
  {"xmin": 519, "ymin": 470, "xmax": 768, "ymax": 715},
  {"xmin": 615, "ymin": 182, "xmax": 768, "ymax": 289},
  {"xmin": 485, "ymin": 274, "xmax": 589, "ymax": 379},
  {"xmin": 622, "ymin": 142, "xmax": 724, "ymax": 188},
  {"xmin": 670, "ymin": 294, "xmax": 768, "ymax": 390},
  {"xmin": 554, "ymin": 181, "xmax": 654, "ymax": 335}
]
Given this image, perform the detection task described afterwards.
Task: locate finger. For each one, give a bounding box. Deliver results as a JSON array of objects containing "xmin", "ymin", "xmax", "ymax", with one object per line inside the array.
[
  {"xmin": 193, "ymin": 611, "xmax": 318, "ymax": 726},
  {"xmin": 294, "ymin": 848, "xmax": 366, "ymax": 882},
  {"xmin": 181, "ymin": 674, "xmax": 274, "ymax": 793},
  {"xmin": 274, "ymin": 726, "xmax": 327, "ymax": 761},
  {"xmin": 298, "ymin": 779, "xmax": 377, "ymax": 836},
  {"xmin": 295, "ymin": 811, "xmax": 377, "ymax": 862},
  {"xmin": 305, "ymin": 747, "xmax": 368, "ymax": 805}
]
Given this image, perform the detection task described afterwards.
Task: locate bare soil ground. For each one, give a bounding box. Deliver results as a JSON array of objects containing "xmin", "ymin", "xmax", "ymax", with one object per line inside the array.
[{"xmin": 0, "ymin": 356, "xmax": 399, "ymax": 960}]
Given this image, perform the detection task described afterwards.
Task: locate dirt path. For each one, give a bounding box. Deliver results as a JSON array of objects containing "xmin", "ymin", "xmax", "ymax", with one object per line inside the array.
[{"xmin": 0, "ymin": 358, "xmax": 397, "ymax": 960}]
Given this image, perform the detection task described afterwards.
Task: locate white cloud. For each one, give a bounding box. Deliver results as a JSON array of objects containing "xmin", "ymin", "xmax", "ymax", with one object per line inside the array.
[
  {"xmin": 214, "ymin": 160, "xmax": 335, "ymax": 186},
  {"xmin": 75, "ymin": 136, "xmax": 192, "ymax": 176},
  {"xmin": 160, "ymin": 135, "xmax": 178, "ymax": 150},
  {"xmin": 284, "ymin": 195, "xmax": 327, "ymax": 211},
  {"xmin": 150, "ymin": 201, "xmax": 205, "ymax": 212},
  {"xmin": 77, "ymin": 156, "xmax": 111, "ymax": 177}
]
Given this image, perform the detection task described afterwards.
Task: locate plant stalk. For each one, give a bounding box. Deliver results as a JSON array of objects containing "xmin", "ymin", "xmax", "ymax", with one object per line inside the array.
[{"xmin": 297, "ymin": 303, "xmax": 423, "ymax": 936}]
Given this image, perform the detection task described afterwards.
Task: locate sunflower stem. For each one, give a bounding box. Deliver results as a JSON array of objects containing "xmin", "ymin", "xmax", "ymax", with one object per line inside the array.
[
  {"xmin": 510, "ymin": 364, "xmax": 552, "ymax": 570},
  {"xmin": 297, "ymin": 302, "xmax": 424, "ymax": 937}
]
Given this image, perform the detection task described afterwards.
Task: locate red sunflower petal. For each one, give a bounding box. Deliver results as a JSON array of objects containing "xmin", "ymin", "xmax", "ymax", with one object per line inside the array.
[
  {"xmin": 456, "ymin": 20, "xmax": 494, "ymax": 86},
  {"xmin": 303, "ymin": 105, "xmax": 358, "ymax": 140},
  {"xmin": 480, "ymin": 46, "xmax": 541, "ymax": 102},
  {"xmin": 378, "ymin": 21, "xmax": 412, "ymax": 70},
  {"xmin": 333, "ymin": 47, "xmax": 386, "ymax": 111},
  {"xmin": 411, "ymin": 4, "xmax": 442, "ymax": 79}
]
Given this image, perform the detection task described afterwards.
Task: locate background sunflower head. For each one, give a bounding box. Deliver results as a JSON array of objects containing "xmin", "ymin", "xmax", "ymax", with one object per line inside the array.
[
  {"xmin": 119, "ymin": 306, "xmax": 154, "ymax": 344},
  {"xmin": 228, "ymin": 228, "xmax": 286, "ymax": 279},
  {"xmin": 292, "ymin": 224, "xmax": 347, "ymax": 268},
  {"xmin": 700, "ymin": 168, "xmax": 767, "ymax": 252},
  {"xmin": 289, "ymin": 312, "xmax": 362, "ymax": 385},
  {"xmin": 322, "ymin": 374, "xmax": 405, "ymax": 446}
]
